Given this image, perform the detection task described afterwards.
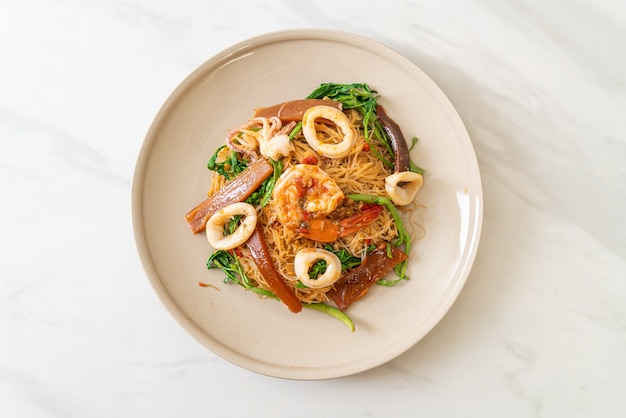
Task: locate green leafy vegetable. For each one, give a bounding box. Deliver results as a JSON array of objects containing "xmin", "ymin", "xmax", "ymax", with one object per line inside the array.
[
  {"xmin": 324, "ymin": 246, "xmax": 363, "ymax": 271},
  {"xmin": 407, "ymin": 137, "xmax": 425, "ymax": 174},
  {"xmin": 410, "ymin": 160, "xmax": 425, "ymax": 175},
  {"xmin": 206, "ymin": 249, "xmax": 355, "ymax": 331},
  {"xmin": 226, "ymin": 215, "xmax": 243, "ymax": 236},
  {"xmin": 308, "ymin": 259, "xmax": 327, "ymax": 281},
  {"xmin": 304, "ymin": 247, "xmax": 365, "ymax": 283},
  {"xmin": 289, "ymin": 122, "xmax": 302, "ymax": 140},
  {"xmin": 207, "ymin": 250, "xmax": 273, "ymax": 297},
  {"xmin": 303, "ymin": 303, "xmax": 355, "ymax": 332},
  {"xmin": 207, "ymin": 145, "xmax": 248, "ymax": 180},
  {"xmin": 244, "ymin": 159, "xmax": 282, "ymax": 208},
  {"xmin": 302, "ymin": 246, "xmax": 364, "ymax": 289}
]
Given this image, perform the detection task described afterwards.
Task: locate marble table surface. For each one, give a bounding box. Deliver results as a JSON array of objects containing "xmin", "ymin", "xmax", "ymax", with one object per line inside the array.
[{"xmin": 2, "ymin": 1, "xmax": 624, "ymax": 417}]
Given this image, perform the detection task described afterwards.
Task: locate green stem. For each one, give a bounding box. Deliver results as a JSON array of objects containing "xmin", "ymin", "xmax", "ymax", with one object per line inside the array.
[
  {"xmin": 410, "ymin": 160, "xmax": 425, "ymax": 175},
  {"xmin": 303, "ymin": 303, "xmax": 355, "ymax": 332},
  {"xmin": 364, "ymin": 134, "xmax": 394, "ymax": 169},
  {"xmin": 372, "ymin": 120, "xmax": 395, "ymax": 167},
  {"xmin": 289, "ymin": 122, "xmax": 302, "ymax": 140},
  {"xmin": 260, "ymin": 294, "xmax": 355, "ymax": 332}
]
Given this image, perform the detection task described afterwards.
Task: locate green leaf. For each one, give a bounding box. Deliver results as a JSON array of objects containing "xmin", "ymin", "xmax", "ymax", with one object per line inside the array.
[
  {"xmin": 308, "ymin": 259, "xmax": 327, "ymax": 280},
  {"xmin": 244, "ymin": 158, "xmax": 282, "ymax": 208},
  {"xmin": 207, "ymin": 145, "xmax": 248, "ymax": 180},
  {"xmin": 207, "ymin": 250, "xmax": 246, "ymax": 285},
  {"xmin": 324, "ymin": 246, "xmax": 362, "ymax": 271}
]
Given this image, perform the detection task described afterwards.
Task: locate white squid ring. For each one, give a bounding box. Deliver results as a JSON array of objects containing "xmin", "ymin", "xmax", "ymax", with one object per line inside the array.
[
  {"xmin": 294, "ymin": 248, "xmax": 342, "ymax": 289},
  {"xmin": 205, "ymin": 202, "xmax": 257, "ymax": 250},
  {"xmin": 385, "ymin": 171, "xmax": 424, "ymax": 206},
  {"xmin": 302, "ymin": 105, "xmax": 356, "ymax": 158}
]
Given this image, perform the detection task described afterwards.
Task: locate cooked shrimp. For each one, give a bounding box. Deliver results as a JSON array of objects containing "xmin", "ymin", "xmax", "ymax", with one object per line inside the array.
[
  {"xmin": 298, "ymin": 204, "xmax": 383, "ymax": 243},
  {"xmin": 271, "ymin": 164, "xmax": 344, "ymax": 229},
  {"xmin": 271, "ymin": 164, "xmax": 383, "ymax": 243}
]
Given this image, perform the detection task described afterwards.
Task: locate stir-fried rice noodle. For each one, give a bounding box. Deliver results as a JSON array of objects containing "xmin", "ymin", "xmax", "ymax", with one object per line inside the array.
[{"xmin": 209, "ymin": 108, "xmax": 401, "ymax": 304}]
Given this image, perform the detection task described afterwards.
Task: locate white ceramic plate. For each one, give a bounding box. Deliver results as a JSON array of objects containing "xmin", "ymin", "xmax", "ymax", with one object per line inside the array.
[{"xmin": 132, "ymin": 29, "xmax": 482, "ymax": 380}]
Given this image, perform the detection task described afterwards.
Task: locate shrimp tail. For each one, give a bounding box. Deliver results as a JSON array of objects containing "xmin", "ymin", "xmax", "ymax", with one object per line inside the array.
[
  {"xmin": 337, "ymin": 204, "xmax": 383, "ymax": 237},
  {"xmin": 299, "ymin": 205, "xmax": 382, "ymax": 243}
]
